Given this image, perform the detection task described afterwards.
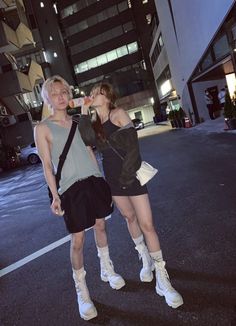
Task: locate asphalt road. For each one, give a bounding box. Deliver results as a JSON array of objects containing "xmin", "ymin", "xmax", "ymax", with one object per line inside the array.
[{"xmin": 0, "ymin": 123, "xmax": 235, "ymax": 326}]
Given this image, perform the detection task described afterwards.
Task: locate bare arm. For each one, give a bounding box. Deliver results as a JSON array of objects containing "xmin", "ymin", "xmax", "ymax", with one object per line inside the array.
[
  {"xmin": 34, "ymin": 124, "xmax": 64, "ymax": 216},
  {"xmin": 112, "ymin": 108, "xmax": 133, "ymax": 127}
]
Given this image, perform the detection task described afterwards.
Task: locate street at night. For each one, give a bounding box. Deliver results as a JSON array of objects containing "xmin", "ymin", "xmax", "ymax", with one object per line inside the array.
[{"xmin": 1, "ymin": 124, "xmax": 235, "ymax": 326}]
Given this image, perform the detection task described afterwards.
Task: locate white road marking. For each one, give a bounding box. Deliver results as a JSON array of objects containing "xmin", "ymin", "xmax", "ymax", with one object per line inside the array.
[{"xmin": 0, "ymin": 215, "xmax": 111, "ymax": 278}]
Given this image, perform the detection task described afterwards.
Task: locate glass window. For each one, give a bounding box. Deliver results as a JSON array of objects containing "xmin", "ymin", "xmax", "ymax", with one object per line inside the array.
[
  {"xmin": 117, "ymin": 45, "xmax": 128, "ymax": 57},
  {"xmin": 201, "ymin": 51, "xmax": 213, "ymax": 70},
  {"xmin": 97, "ymin": 54, "xmax": 107, "ymax": 66},
  {"xmin": 106, "ymin": 50, "xmax": 118, "ymax": 62},
  {"xmin": 112, "ymin": 25, "xmax": 123, "ymax": 38},
  {"xmin": 78, "ymin": 61, "xmax": 88, "ymax": 73},
  {"xmin": 97, "ymin": 11, "xmax": 106, "ymax": 22},
  {"xmin": 107, "ymin": 6, "xmax": 118, "ymax": 18},
  {"xmin": 118, "ymin": 1, "xmax": 128, "ymax": 12},
  {"xmin": 87, "ymin": 58, "xmax": 97, "ymax": 69},
  {"xmin": 78, "ymin": 20, "xmax": 88, "ymax": 32},
  {"xmin": 213, "ymin": 35, "xmax": 229, "ymax": 59},
  {"xmin": 146, "ymin": 14, "xmax": 152, "ymax": 24},
  {"xmin": 87, "ymin": 15, "xmax": 98, "ymax": 27},
  {"xmin": 127, "ymin": 42, "xmax": 138, "ymax": 54},
  {"xmin": 158, "ymin": 34, "xmax": 164, "ymax": 48},
  {"xmin": 123, "ymin": 21, "xmax": 133, "ymax": 33},
  {"xmin": 231, "ymin": 25, "xmax": 236, "ymax": 40}
]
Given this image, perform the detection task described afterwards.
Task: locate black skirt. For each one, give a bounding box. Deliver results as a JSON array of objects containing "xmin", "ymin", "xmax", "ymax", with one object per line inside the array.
[{"xmin": 102, "ymin": 147, "xmax": 148, "ymax": 196}]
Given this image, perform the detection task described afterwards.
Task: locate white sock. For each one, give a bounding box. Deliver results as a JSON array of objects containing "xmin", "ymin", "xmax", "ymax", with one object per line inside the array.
[
  {"xmin": 97, "ymin": 245, "xmax": 110, "ymax": 259},
  {"xmin": 132, "ymin": 234, "xmax": 144, "ymax": 246},
  {"xmin": 149, "ymin": 250, "xmax": 163, "ymax": 262},
  {"xmin": 72, "ymin": 266, "xmax": 85, "ymax": 275}
]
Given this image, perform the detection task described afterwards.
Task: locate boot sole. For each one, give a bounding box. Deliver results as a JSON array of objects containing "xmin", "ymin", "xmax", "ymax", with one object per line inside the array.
[
  {"xmin": 140, "ymin": 274, "xmax": 154, "ymax": 282},
  {"xmin": 101, "ymin": 276, "xmax": 125, "ymax": 290},
  {"xmin": 155, "ymin": 288, "xmax": 184, "ymax": 309},
  {"xmin": 80, "ymin": 309, "xmax": 98, "ymax": 321}
]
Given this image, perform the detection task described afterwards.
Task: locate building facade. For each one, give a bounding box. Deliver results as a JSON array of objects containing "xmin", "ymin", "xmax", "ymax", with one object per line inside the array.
[
  {"xmin": 0, "ymin": 0, "xmax": 44, "ymax": 153},
  {"xmin": 54, "ymin": 0, "xmax": 159, "ymax": 123},
  {"xmin": 151, "ymin": 0, "xmax": 236, "ymax": 122}
]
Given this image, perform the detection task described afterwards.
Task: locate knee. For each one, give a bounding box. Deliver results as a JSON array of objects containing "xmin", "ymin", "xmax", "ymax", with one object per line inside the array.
[
  {"xmin": 71, "ymin": 234, "xmax": 84, "ymax": 252},
  {"xmin": 122, "ymin": 210, "xmax": 137, "ymax": 224},
  {"xmin": 139, "ymin": 222, "xmax": 155, "ymax": 234}
]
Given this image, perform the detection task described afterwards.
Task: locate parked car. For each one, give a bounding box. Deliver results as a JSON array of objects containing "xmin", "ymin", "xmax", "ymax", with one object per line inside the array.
[
  {"xmin": 20, "ymin": 143, "xmax": 41, "ymax": 165},
  {"xmin": 132, "ymin": 118, "xmax": 144, "ymax": 130}
]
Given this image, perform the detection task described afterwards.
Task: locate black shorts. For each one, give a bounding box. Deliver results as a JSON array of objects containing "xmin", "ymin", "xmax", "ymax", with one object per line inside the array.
[{"xmin": 60, "ymin": 176, "xmax": 113, "ymax": 233}]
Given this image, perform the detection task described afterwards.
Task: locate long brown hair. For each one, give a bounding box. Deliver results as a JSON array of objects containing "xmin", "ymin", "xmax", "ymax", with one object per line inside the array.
[{"xmin": 90, "ymin": 83, "xmax": 117, "ymax": 142}]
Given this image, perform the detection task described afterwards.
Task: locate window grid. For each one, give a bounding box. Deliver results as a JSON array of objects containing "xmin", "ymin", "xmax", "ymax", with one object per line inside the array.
[
  {"xmin": 64, "ymin": 1, "xmax": 129, "ymax": 37},
  {"xmin": 70, "ymin": 22, "xmax": 134, "ymax": 55},
  {"xmin": 74, "ymin": 41, "xmax": 139, "ymax": 74}
]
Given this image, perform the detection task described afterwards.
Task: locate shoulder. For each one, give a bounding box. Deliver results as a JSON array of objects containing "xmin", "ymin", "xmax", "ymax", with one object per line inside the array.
[
  {"xmin": 34, "ymin": 119, "xmax": 51, "ymax": 136},
  {"xmin": 110, "ymin": 107, "xmax": 131, "ymax": 126}
]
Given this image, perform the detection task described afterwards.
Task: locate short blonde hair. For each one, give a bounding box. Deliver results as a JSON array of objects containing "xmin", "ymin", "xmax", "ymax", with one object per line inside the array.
[{"xmin": 41, "ymin": 75, "xmax": 72, "ymax": 105}]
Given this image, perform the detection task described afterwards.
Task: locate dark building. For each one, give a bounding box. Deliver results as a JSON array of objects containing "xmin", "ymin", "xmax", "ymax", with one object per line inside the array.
[
  {"xmin": 58, "ymin": 0, "xmax": 159, "ymax": 118},
  {"xmin": 0, "ymin": 0, "xmax": 44, "ymax": 156},
  {"xmin": 25, "ymin": 0, "xmax": 160, "ymax": 123}
]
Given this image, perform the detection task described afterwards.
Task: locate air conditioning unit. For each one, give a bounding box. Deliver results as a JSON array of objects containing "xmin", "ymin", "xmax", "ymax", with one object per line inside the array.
[{"xmin": 0, "ymin": 115, "xmax": 17, "ymax": 127}]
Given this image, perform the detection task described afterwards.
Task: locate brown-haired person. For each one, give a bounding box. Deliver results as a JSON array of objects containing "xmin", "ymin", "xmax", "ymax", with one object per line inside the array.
[
  {"xmin": 34, "ymin": 76, "xmax": 125, "ymax": 321},
  {"xmin": 80, "ymin": 83, "xmax": 183, "ymax": 309}
]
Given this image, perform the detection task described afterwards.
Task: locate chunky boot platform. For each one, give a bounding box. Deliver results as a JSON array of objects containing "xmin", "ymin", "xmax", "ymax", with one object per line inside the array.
[
  {"xmin": 73, "ymin": 269, "xmax": 97, "ymax": 320},
  {"xmin": 154, "ymin": 261, "xmax": 183, "ymax": 309}
]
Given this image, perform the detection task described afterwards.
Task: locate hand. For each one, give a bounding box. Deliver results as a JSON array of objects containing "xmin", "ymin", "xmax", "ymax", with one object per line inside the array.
[
  {"xmin": 51, "ymin": 197, "xmax": 64, "ymax": 216},
  {"xmin": 81, "ymin": 97, "xmax": 93, "ymax": 114}
]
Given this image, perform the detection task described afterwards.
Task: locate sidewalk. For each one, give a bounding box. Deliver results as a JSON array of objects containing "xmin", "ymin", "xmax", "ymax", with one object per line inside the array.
[{"xmin": 189, "ymin": 116, "xmax": 236, "ymax": 134}]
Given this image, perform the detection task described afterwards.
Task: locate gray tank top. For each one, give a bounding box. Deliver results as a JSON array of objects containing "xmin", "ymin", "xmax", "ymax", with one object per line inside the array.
[{"xmin": 44, "ymin": 119, "xmax": 102, "ymax": 194}]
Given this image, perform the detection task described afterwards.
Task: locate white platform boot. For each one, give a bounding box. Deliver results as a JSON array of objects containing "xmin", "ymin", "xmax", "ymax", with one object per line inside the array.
[
  {"xmin": 73, "ymin": 268, "xmax": 97, "ymax": 321},
  {"xmin": 154, "ymin": 260, "xmax": 183, "ymax": 309},
  {"xmin": 135, "ymin": 242, "xmax": 154, "ymax": 282},
  {"xmin": 97, "ymin": 246, "xmax": 125, "ymax": 290}
]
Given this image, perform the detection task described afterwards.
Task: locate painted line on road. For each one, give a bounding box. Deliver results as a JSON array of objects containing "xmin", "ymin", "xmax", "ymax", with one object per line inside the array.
[
  {"xmin": 0, "ymin": 215, "xmax": 111, "ymax": 278},
  {"xmin": 0, "ymin": 235, "xmax": 71, "ymax": 278}
]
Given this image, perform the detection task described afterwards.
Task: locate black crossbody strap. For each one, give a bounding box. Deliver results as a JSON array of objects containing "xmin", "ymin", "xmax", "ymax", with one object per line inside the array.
[
  {"xmin": 106, "ymin": 140, "xmax": 124, "ymax": 161},
  {"xmin": 55, "ymin": 120, "xmax": 77, "ymax": 188}
]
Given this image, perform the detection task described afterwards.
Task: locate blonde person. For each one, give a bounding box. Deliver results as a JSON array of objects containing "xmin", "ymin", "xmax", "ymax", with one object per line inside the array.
[
  {"xmin": 34, "ymin": 76, "xmax": 125, "ymax": 321},
  {"xmin": 80, "ymin": 83, "xmax": 183, "ymax": 309}
]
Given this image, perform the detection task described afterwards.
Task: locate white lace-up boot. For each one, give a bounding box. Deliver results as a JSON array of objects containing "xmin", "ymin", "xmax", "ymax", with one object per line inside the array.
[
  {"xmin": 154, "ymin": 261, "xmax": 183, "ymax": 309},
  {"xmin": 73, "ymin": 268, "xmax": 97, "ymax": 321},
  {"xmin": 135, "ymin": 242, "xmax": 154, "ymax": 282},
  {"xmin": 97, "ymin": 246, "xmax": 125, "ymax": 290}
]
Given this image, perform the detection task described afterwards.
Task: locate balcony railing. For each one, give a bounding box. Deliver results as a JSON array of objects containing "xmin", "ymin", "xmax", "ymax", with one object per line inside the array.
[
  {"xmin": 0, "ymin": 60, "xmax": 44, "ymax": 97},
  {"xmin": 0, "ymin": 20, "xmax": 34, "ymax": 52},
  {"xmin": 0, "ymin": 0, "xmax": 24, "ymax": 9}
]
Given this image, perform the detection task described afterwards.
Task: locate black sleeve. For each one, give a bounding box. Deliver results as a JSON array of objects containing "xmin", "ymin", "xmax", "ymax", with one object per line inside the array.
[
  {"xmin": 74, "ymin": 114, "xmax": 96, "ymax": 146},
  {"xmin": 110, "ymin": 128, "xmax": 141, "ymax": 187}
]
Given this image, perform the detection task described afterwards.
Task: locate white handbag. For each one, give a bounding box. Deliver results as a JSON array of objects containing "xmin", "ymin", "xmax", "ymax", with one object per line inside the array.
[
  {"xmin": 107, "ymin": 140, "xmax": 158, "ymax": 186},
  {"xmin": 136, "ymin": 161, "xmax": 158, "ymax": 186}
]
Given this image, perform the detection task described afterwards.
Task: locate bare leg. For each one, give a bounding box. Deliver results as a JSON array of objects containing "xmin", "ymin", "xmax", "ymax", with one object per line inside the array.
[
  {"xmin": 129, "ymin": 194, "xmax": 160, "ymax": 252},
  {"xmin": 70, "ymin": 231, "xmax": 85, "ymax": 270},
  {"xmin": 93, "ymin": 218, "xmax": 108, "ymax": 248},
  {"xmin": 113, "ymin": 195, "xmax": 154, "ymax": 282},
  {"xmin": 113, "ymin": 195, "xmax": 143, "ymax": 239},
  {"xmin": 130, "ymin": 195, "xmax": 183, "ymax": 308}
]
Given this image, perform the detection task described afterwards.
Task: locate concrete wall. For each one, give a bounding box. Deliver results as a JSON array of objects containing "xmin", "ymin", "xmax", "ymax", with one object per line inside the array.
[
  {"xmin": 154, "ymin": 0, "xmax": 235, "ymax": 110},
  {"xmin": 128, "ymin": 105, "xmax": 154, "ymax": 124}
]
